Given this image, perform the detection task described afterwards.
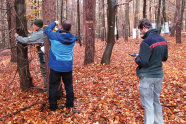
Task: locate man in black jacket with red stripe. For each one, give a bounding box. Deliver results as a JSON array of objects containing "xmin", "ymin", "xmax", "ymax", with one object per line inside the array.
[{"xmin": 135, "ymin": 18, "xmax": 168, "ymax": 124}]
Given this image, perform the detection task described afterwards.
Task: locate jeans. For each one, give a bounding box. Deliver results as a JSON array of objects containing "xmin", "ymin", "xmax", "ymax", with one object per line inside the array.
[
  {"xmin": 139, "ymin": 77, "xmax": 164, "ymax": 124},
  {"xmin": 49, "ymin": 69, "xmax": 74, "ymax": 110}
]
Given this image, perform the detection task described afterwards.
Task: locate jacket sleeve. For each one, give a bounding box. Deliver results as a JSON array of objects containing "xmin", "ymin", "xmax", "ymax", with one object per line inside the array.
[
  {"xmin": 135, "ymin": 42, "xmax": 151, "ymax": 67},
  {"xmin": 162, "ymin": 44, "xmax": 168, "ymax": 61},
  {"xmin": 16, "ymin": 31, "xmax": 43, "ymax": 44},
  {"xmin": 44, "ymin": 22, "xmax": 64, "ymax": 41}
]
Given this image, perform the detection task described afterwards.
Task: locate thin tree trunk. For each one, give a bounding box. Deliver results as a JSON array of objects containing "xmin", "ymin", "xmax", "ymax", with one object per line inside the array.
[
  {"xmin": 149, "ymin": 0, "xmax": 152, "ymax": 21},
  {"xmin": 77, "ymin": 0, "xmax": 82, "ymax": 46},
  {"xmin": 60, "ymin": 0, "xmax": 64, "ymax": 23},
  {"xmin": 15, "ymin": 0, "xmax": 33, "ymax": 91},
  {"xmin": 101, "ymin": 0, "xmax": 106, "ymax": 41},
  {"xmin": 7, "ymin": 0, "xmax": 17, "ymax": 62},
  {"xmin": 84, "ymin": 0, "xmax": 96, "ymax": 65},
  {"xmin": 170, "ymin": 9, "xmax": 177, "ymax": 37},
  {"xmin": 176, "ymin": 0, "xmax": 181, "ymax": 43},
  {"xmin": 124, "ymin": 0, "xmax": 129, "ymax": 41},
  {"xmin": 143, "ymin": 0, "xmax": 146, "ymax": 18},
  {"xmin": 101, "ymin": 0, "xmax": 116, "ymax": 65},
  {"xmin": 1, "ymin": 0, "xmax": 5, "ymax": 48},
  {"xmin": 156, "ymin": 0, "xmax": 162, "ymax": 33}
]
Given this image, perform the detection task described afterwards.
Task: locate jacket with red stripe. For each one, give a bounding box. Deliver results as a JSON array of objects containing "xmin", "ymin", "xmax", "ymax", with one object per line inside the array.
[{"xmin": 135, "ymin": 29, "xmax": 168, "ymax": 78}]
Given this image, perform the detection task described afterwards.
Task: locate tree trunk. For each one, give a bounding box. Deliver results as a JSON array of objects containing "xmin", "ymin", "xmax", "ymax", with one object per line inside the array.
[
  {"xmin": 176, "ymin": 0, "xmax": 181, "ymax": 43},
  {"xmin": 77, "ymin": 0, "xmax": 82, "ymax": 46},
  {"xmin": 170, "ymin": 9, "xmax": 177, "ymax": 37},
  {"xmin": 124, "ymin": 0, "xmax": 129, "ymax": 41},
  {"xmin": 0, "ymin": 0, "xmax": 5, "ymax": 49},
  {"xmin": 181, "ymin": 0, "xmax": 185, "ymax": 28},
  {"xmin": 101, "ymin": 0, "xmax": 116, "ymax": 65},
  {"xmin": 149, "ymin": 0, "xmax": 152, "ymax": 21},
  {"xmin": 156, "ymin": 0, "xmax": 162, "ymax": 33},
  {"xmin": 84, "ymin": 0, "xmax": 96, "ymax": 65},
  {"xmin": 60, "ymin": 0, "xmax": 64, "ymax": 23},
  {"xmin": 101, "ymin": 0, "xmax": 106, "ymax": 41},
  {"xmin": 7, "ymin": 0, "xmax": 17, "ymax": 62},
  {"xmin": 42, "ymin": 0, "xmax": 56, "ymax": 93},
  {"xmin": 143, "ymin": 0, "xmax": 146, "ymax": 18},
  {"xmin": 15, "ymin": 0, "xmax": 33, "ymax": 91}
]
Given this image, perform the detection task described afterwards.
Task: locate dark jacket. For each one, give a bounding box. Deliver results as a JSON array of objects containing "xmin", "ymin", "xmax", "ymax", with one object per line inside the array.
[
  {"xmin": 44, "ymin": 22, "xmax": 76, "ymax": 72},
  {"xmin": 135, "ymin": 29, "xmax": 168, "ymax": 78}
]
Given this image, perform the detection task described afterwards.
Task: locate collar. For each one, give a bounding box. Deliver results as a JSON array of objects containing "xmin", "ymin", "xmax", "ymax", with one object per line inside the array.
[{"xmin": 142, "ymin": 29, "xmax": 158, "ymax": 39}]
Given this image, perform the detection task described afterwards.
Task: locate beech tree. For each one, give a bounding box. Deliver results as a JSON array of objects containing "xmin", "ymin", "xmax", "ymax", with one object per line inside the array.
[
  {"xmin": 15, "ymin": 0, "xmax": 33, "ymax": 91},
  {"xmin": 84, "ymin": 0, "xmax": 96, "ymax": 65},
  {"xmin": 101, "ymin": 0, "xmax": 117, "ymax": 64}
]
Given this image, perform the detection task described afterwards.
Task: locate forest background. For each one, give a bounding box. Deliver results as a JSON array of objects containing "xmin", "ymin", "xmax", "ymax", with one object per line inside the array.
[{"xmin": 0, "ymin": 0, "xmax": 185, "ymax": 123}]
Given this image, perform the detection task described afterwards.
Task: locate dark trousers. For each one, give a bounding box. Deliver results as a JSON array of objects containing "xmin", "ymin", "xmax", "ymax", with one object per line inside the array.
[{"xmin": 49, "ymin": 69, "xmax": 74, "ymax": 110}]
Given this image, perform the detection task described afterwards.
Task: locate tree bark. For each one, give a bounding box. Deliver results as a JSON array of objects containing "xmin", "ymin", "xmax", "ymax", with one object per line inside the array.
[
  {"xmin": 101, "ymin": 0, "xmax": 106, "ymax": 41},
  {"xmin": 7, "ymin": 0, "xmax": 17, "ymax": 62},
  {"xmin": 101, "ymin": 0, "xmax": 116, "ymax": 65},
  {"xmin": 156, "ymin": 0, "xmax": 162, "ymax": 33},
  {"xmin": 176, "ymin": 0, "xmax": 181, "ymax": 43},
  {"xmin": 124, "ymin": 0, "xmax": 129, "ymax": 41},
  {"xmin": 84, "ymin": 0, "xmax": 96, "ymax": 65},
  {"xmin": 15, "ymin": 0, "xmax": 33, "ymax": 91},
  {"xmin": 0, "ymin": 0, "xmax": 5, "ymax": 49},
  {"xmin": 143, "ymin": 0, "xmax": 147, "ymax": 18},
  {"xmin": 77, "ymin": 0, "xmax": 82, "ymax": 46},
  {"xmin": 42, "ymin": 0, "xmax": 56, "ymax": 92}
]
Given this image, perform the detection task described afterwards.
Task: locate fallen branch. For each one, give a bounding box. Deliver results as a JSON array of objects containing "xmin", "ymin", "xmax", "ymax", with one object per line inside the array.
[{"xmin": 0, "ymin": 99, "xmax": 45, "ymax": 120}]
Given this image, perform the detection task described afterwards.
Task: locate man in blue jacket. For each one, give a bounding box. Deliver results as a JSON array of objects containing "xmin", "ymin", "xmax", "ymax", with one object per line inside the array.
[
  {"xmin": 45, "ymin": 20, "xmax": 76, "ymax": 111},
  {"xmin": 135, "ymin": 18, "xmax": 168, "ymax": 124}
]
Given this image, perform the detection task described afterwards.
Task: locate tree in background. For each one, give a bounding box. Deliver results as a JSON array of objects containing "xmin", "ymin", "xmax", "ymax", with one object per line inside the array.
[
  {"xmin": 7, "ymin": 0, "xmax": 17, "ymax": 62},
  {"xmin": 15, "ymin": 0, "xmax": 33, "ymax": 91},
  {"xmin": 101, "ymin": 0, "xmax": 117, "ymax": 65},
  {"xmin": 176, "ymin": 0, "xmax": 182, "ymax": 43},
  {"xmin": 143, "ymin": 0, "xmax": 147, "ymax": 18},
  {"xmin": 156, "ymin": 0, "xmax": 162, "ymax": 33},
  {"xmin": 84, "ymin": 0, "xmax": 96, "ymax": 65}
]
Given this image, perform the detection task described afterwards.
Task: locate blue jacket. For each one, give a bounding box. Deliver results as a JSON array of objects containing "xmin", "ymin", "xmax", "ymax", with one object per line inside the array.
[{"xmin": 45, "ymin": 22, "xmax": 76, "ymax": 72}]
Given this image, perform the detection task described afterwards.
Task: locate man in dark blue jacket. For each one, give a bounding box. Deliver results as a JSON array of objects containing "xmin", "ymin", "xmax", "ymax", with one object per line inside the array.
[
  {"xmin": 135, "ymin": 18, "xmax": 168, "ymax": 124},
  {"xmin": 45, "ymin": 20, "xmax": 76, "ymax": 111}
]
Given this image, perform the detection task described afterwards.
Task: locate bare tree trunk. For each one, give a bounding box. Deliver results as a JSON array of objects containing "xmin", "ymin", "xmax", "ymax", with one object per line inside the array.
[
  {"xmin": 60, "ymin": 0, "xmax": 64, "ymax": 23},
  {"xmin": 7, "ymin": 0, "xmax": 17, "ymax": 62},
  {"xmin": 156, "ymin": 0, "xmax": 162, "ymax": 33},
  {"xmin": 181, "ymin": 0, "xmax": 185, "ymax": 28},
  {"xmin": 42, "ymin": 0, "xmax": 56, "ymax": 93},
  {"xmin": 77, "ymin": 0, "xmax": 82, "ymax": 46},
  {"xmin": 84, "ymin": 0, "xmax": 96, "ymax": 65},
  {"xmin": 101, "ymin": 0, "xmax": 106, "ymax": 41},
  {"xmin": 124, "ymin": 0, "xmax": 129, "ymax": 41},
  {"xmin": 170, "ymin": 9, "xmax": 177, "ymax": 37},
  {"xmin": 15, "ymin": 0, "xmax": 33, "ymax": 91},
  {"xmin": 101, "ymin": 0, "xmax": 116, "ymax": 65},
  {"xmin": 134, "ymin": 0, "xmax": 140, "ymax": 38},
  {"xmin": 176, "ymin": 0, "xmax": 181, "ymax": 43},
  {"xmin": 0, "ymin": 0, "xmax": 5, "ymax": 48},
  {"xmin": 143, "ymin": 0, "xmax": 147, "ymax": 18},
  {"xmin": 149, "ymin": 0, "xmax": 152, "ymax": 21}
]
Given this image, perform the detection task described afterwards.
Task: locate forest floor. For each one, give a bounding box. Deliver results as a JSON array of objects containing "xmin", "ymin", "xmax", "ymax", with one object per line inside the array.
[{"xmin": 0, "ymin": 34, "xmax": 185, "ymax": 123}]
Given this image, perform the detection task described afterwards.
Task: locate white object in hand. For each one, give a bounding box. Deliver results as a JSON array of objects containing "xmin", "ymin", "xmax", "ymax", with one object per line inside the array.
[
  {"xmin": 41, "ymin": 46, "xmax": 45, "ymax": 53},
  {"xmin": 55, "ymin": 21, "xmax": 59, "ymax": 25}
]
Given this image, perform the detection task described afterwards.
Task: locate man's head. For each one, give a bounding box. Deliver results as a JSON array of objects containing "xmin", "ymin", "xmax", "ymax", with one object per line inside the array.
[
  {"xmin": 33, "ymin": 19, "xmax": 43, "ymax": 30},
  {"xmin": 138, "ymin": 18, "xmax": 152, "ymax": 35},
  {"xmin": 61, "ymin": 20, "xmax": 72, "ymax": 31}
]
